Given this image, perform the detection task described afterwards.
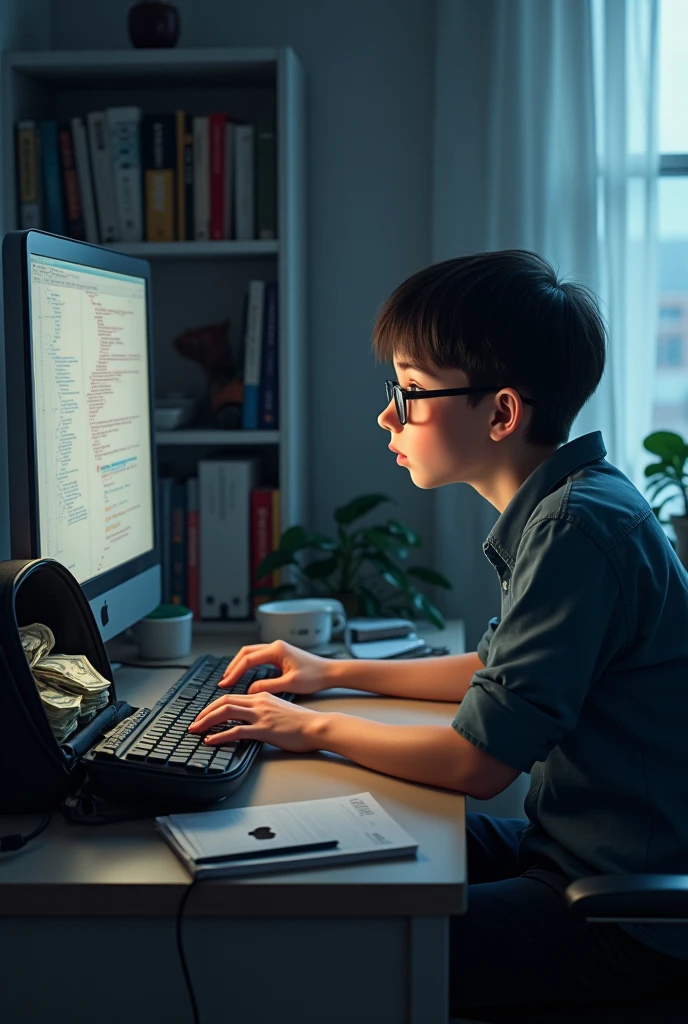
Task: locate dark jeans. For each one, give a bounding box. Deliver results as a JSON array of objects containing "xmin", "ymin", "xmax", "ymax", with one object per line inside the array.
[{"xmin": 449, "ymin": 813, "xmax": 688, "ymax": 1014}]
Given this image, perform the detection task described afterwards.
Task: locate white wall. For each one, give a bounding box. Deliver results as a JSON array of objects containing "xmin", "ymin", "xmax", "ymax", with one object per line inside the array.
[
  {"xmin": 0, "ymin": 0, "xmax": 53, "ymax": 559},
  {"xmin": 50, "ymin": 0, "xmax": 439, "ymax": 582}
]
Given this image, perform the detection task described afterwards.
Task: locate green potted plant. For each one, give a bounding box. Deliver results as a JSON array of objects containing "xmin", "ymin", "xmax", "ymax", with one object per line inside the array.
[
  {"xmin": 251, "ymin": 493, "xmax": 452, "ymax": 629},
  {"xmin": 642, "ymin": 430, "xmax": 688, "ymax": 567}
]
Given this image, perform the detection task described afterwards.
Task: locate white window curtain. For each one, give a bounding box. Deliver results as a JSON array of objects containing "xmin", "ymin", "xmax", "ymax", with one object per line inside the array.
[{"xmin": 432, "ymin": 0, "xmax": 660, "ymax": 654}]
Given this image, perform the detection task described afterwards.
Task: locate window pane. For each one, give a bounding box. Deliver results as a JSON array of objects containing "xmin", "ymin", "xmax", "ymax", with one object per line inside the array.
[
  {"xmin": 659, "ymin": 0, "xmax": 688, "ymax": 153},
  {"xmin": 652, "ymin": 177, "xmax": 688, "ymax": 516}
]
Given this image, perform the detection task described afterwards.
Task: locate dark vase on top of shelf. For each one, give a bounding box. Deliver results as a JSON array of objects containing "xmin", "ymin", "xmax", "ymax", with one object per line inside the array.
[{"xmin": 128, "ymin": 1, "xmax": 181, "ymax": 48}]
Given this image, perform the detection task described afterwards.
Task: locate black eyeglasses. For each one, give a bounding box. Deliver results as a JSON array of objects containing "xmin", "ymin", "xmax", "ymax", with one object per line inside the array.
[{"xmin": 384, "ymin": 380, "xmax": 537, "ymax": 426}]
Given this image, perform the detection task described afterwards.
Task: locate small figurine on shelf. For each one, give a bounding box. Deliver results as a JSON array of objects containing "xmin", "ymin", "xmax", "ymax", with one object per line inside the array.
[{"xmin": 173, "ymin": 317, "xmax": 243, "ymax": 429}]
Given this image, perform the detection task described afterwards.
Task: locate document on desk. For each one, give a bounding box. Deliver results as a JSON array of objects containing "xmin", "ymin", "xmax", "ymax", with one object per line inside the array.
[{"xmin": 155, "ymin": 791, "xmax": 419, "ymax": 879}]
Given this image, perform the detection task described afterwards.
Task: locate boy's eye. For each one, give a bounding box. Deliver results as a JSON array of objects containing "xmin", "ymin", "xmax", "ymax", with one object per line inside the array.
[{"xmin": 407, "ymin": 383, "xmax": 423, "ymax": 392}]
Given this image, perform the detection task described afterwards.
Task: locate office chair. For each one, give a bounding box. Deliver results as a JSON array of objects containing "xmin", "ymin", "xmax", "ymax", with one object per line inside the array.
[{"xmin": 451, "ymin": 874, "xmax": 688, "ymax": 1024}]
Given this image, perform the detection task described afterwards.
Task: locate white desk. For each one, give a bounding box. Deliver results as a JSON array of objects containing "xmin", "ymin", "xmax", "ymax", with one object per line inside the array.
[{"xmin": 0, "ymin": 620, "xmax": 466, "ymax": 1024}]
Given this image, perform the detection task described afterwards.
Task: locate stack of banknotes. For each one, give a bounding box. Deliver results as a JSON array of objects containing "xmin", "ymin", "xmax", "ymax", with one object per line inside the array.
[{"xmin": 19, "ymin": 622, "xmax": 111, "ymax": 743}]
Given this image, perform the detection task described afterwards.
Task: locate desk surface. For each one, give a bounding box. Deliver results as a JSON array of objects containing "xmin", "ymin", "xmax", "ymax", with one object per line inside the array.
[{"xmin": 0, "ymin": 620, "xmax": 467, "ymax": 919}]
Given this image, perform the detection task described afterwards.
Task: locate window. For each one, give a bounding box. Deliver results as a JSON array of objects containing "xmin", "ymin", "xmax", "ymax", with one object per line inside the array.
[{"xmin": 652, "ymin": 0, "xmax": 688, "ymax": 443}]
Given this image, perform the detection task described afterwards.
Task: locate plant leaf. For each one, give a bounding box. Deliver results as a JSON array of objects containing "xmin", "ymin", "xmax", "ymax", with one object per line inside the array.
[
  {"xmin": 278, "ymin": 525, "xmax": 310, "ymax": 552},
  {"xmin": 360, "ymin": 527, "xmax": 408, "ymax": 559},
  {"xmin": 644, "ymin": 462, "xmax": 667, "ymax": 478},
  {"xmin": 406, "ymin": 565, "xmax": 453, "ymax": 589},
  {"xmin": 334, "ymin": 493, "xmax": 392, "ymax": 525},
  {"xmin": 643, "ymin": 431, "xmax": 688, "ymax": 459},
  {"xmin": 382, "ymin": 519, "xmax": 422, "ymax": 548},
  {"xmin": 410, "ymin": 589, "xmax": 446, "ymax": 629},
  {"xmin": 255, "ymin": 549, "xmax": 297, "ymax": 577},
  {"xmin": 301, "ymin": 555, "xmax": 340, "ymax": 579}
]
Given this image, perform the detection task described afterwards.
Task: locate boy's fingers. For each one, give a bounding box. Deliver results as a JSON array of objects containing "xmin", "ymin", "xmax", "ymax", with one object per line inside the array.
[
  {"xmin": 189, "ymin": 703, "xmax": 257, "ymax": 731},
  {"xmin": 220, "ymin": 643, "xmax": 282, "ymax": 686},
  {"xmin": 204, "ymin": 725, "xmax": 260, "ymax": 745},
  {"xmin": 247, "ymin": 674, "xmax": 293, "ymax": 694}
]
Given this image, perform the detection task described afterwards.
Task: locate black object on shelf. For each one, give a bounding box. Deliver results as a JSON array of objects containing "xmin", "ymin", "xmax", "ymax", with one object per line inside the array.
[{"xmin": 128, "ymin": 2, "xmax": 181, "ymax": 48}]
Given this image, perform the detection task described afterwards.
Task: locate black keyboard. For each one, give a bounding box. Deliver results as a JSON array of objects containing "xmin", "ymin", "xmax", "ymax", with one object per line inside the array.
[{"xmin": 83, "ymin": 654, "xmax": 290, "ymax": 806}]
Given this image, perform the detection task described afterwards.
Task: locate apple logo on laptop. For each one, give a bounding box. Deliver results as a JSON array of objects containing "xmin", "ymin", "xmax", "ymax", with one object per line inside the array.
[
  {"xmin": 249, "ymin": 826, "xmax": 276, "ymax": 840},
  {"xmin": 100, "ymin": 601, "xmax": 109, "ymax": 627}
]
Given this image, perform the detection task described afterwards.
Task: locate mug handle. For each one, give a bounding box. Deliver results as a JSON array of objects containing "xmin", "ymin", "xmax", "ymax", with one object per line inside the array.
[{"xmin": 331, "ymin": 611, "xmax": 346, "ymax": 634}]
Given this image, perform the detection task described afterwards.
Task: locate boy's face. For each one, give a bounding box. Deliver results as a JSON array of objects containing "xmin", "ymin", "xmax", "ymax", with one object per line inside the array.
[{"xmin": 377, "ymin": 357, "xmax": 512, "ymax": 490}]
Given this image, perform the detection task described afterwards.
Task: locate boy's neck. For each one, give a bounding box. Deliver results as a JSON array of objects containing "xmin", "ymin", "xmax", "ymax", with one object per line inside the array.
[{"xmin": 474, "ymin": 441, "xmax": 560, "ymax": 514}]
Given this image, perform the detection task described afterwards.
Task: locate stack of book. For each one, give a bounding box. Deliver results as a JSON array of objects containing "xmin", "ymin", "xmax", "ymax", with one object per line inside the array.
[
  {"xmin": 15, "ymin": 109, "xmax": 277, "ymax": 243},
  {"xmin": 158, "ymin": 462, "xmax": 281, "ymax": 620}
]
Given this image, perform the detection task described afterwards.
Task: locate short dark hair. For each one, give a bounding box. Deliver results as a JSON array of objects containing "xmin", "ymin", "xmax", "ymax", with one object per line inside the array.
[{"xmin": 372, "ymin": 249, "xmax": 606, "ymax": 446}]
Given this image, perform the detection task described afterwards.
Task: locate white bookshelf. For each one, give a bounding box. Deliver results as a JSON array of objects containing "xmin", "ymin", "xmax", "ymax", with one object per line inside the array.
[{"xmin": 2, "ymin": 47, "xmax": 307, "ymax": 630}]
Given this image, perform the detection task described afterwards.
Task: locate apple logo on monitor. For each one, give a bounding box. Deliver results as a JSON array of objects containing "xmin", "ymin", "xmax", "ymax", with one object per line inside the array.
[
  {"xmin": 100, "ymin": 601, "xmax": 109, "ymax": 627},
  {"xmin": 249, "ymin": 827, "xmax": 276, "ymax": 840}
]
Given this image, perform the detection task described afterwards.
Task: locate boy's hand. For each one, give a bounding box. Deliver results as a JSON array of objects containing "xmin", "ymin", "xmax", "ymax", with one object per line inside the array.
[
  {"xmin": 188, "ymin": 692, "xmax": 326, "ymax": 753},
  {"xmin": 217, "ymin": 639, "xmax": 333, "ymax": 696}
]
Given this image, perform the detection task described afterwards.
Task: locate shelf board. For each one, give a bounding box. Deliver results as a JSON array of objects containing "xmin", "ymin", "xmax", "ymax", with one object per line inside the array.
[
  {"xmin": 105, "ymin": 241, "xmax": 278, "ymax": 260},
  {"xmin": 156, "ymin": 429, "xmax": 279, "ymax": 445}
]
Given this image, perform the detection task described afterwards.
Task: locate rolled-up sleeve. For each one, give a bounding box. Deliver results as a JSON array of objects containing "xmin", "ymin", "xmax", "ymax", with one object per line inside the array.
[
  {"xmin": 453, "ymin": 518, "xmax": 626, "ymax": 773},
  {"xmin": 477, "ymin": 616, "xmax": 500, "ymax": 664}
]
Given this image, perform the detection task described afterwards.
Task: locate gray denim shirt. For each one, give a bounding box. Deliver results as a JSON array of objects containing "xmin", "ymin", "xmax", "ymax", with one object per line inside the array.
[{"xmin": 452, "ymin": 431, "xmax": 688, "ymax": 959}]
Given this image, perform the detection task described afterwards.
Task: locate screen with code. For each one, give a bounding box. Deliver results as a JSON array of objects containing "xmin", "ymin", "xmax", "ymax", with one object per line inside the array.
[{"xmin": 29, "ymin": 253, "xmax": 154, "ymax": 584}]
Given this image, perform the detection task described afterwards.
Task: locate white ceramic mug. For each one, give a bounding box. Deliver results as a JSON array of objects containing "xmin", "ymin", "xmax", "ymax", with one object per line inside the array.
[
  {"xmin": 256, "ymin": 598, "xmax": 347, "ymax": 649},
  {"xmin": 132, "ymin": 607, "xmax": 193, "ymax": 659}
]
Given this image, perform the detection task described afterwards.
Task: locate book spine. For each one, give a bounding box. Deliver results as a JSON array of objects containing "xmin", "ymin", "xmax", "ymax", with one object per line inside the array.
[
  {"xmin": 209, "ymin": 112, "xmax": 226, "ymax": 240},
  {"xmin": 223, "ymin": 121, "xmax": 234, "ymax": 239},
  {"xmin": 198, "ymin": 459, "xmax": 259, "ymax": 619},
  {"xmin": 250, "ymin": 488, "xmax": 273, "ymax": 613},
  {"xmin": 234, "ymin": 123, "xmax": 255, "ymax": 240},
  {"xmin": 241, "ymin": 280, "xmax": 265, "ymax": 430},
  {"xmin": 186, "ymin": 476, "xmax": 200, "ymax": 618},
  {"xmin": 271, "ymin": 488, "xmax": 281, "ymax": 588},
  {"xmin": 170, "ymin": 480, "xmax": 187, "ymax": 605},
  {"xmin": 70, "ymin": 116, "xmax": 99, "ymax": 244},
  {"xmin": 183, "ymin": 116, "xmax": 194, "ymax": 241},
  {"xmin": 259, "ymin": 280, "xmax": 279, "ymax": 429},
  {"xmin": 107, "ymin": 106, "xmax": 143, "ymax": 242},
  {"xmin": 38, "ymin": 121, "xmax": 65, "ymax": 236},
  {"xmin": 86, "ymin": 110, "xmax": 119, "ymax": 242},
  {"xmin": 15, "ymin": 121, "xmax": 41, "ymax": 229},
  {"xmin": 256, "ymin": 112, "xmax": 277, "ymax": 240},
  {"xmin": 192, "ymin": 115, "xmax": 210, "ymax": 241},
  {"xmin": 142, "ymin": 112, "xmax": 176, "ymax": 242},
  {"xmin": 175, "ymin": 110, "xmax": 186, "ymax": 242},
  {"xmin": 159, "ymin": 476, "xmax": 173, "ymax": 604},
  {"xmin": 58, "ymin": 124, "xmax": 86, "ymax": 240}
]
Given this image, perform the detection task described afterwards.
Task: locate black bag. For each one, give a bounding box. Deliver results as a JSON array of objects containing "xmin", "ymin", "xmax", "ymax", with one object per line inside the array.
[{"xmin": 0, "ymin": 557, "xmax": 119, "ymax": 813}]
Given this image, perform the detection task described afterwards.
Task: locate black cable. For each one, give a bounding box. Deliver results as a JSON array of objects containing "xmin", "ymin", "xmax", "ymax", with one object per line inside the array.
[
  {"xmin": 0, "ymin": 812, "xmax": 52, "ymax": 853},
  {"xmin": 176, "ymin": 876, "xmax": 201, "ymax": 1024}
]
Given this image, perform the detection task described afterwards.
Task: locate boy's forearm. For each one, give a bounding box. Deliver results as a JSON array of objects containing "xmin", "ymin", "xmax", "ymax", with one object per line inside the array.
[
  {"xmin": 324, "ymin": 651, "xmax": 483, "ymax": 703},
  {"xmin": 312, "ymin": 714, "xmax": 474, "ymax": 792}
]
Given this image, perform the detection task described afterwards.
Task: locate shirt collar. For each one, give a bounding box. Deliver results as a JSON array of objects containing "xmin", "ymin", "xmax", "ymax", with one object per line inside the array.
[{"xmin": 484, "ymin": 431, "xmax": 607, "ymax": 570}]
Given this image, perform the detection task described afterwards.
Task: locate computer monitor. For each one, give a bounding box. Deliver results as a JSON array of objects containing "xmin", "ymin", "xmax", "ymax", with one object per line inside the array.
[{"xmin": 2, "ymin": 229, "xmax": 161, "ymax": 641}]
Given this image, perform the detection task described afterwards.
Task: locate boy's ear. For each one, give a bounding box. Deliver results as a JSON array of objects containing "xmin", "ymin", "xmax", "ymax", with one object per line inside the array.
[{"xmin": 489, "ymin": 389, "xmax": 524, "ymax": 442}]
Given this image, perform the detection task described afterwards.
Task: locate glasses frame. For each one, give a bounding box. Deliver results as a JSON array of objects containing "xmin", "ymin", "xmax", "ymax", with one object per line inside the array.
[{"xmin": 384, "ymin": 380, "xmax": 537, "ymax": 426}]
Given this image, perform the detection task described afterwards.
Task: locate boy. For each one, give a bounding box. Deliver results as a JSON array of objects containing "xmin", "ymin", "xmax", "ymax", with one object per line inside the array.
[{"xmin": 189, "ymin": 251, "xmax": 688, "ymax": 1013}]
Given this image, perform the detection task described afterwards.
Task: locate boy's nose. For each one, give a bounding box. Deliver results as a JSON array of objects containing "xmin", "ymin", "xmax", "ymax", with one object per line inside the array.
[{"xmin": 377, "ymin": 399, "xmax": 401, "ymax": 432}]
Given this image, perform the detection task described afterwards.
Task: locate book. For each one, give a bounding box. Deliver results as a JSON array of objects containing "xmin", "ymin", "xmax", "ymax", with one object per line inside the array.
[
  {"xmin": 198, "ymin": 458, "xmax": 260, "ymax": 619},
  {"xmin": 155, "ymin": 791, "xmax": 419, "ymax": 880},
  {"xmin": 38, "ymin": 120, "xmax": 65, "ymax": 236},
  {"xmin": 186, "ymin": 476, "xmax": 199, "ymax": 618},
  {"xmin": 223, "ymin": 120, "xmax": 234, "ymax": 239},
  {"xmin": 70, "ymin": 116, "xmax": 99, "ymax": 244},
  {"xmin": 208, "ymin": 111, "xmax": 226, "ymax": 240},
  {"xmin": 170, "ymin": 479, "xmax": 187, "ymax": 605},
  {"xmin": 15, "ymin": 120, "xmax": 42, "ymax": 229},
  {"xmin": 241, "ymin": 279, "xmax": 265, "ymax": 430},
  {"xmin": 234, "ymin": 122, "xmax": 255, "ymax": 240},
  {"xmin": 158, "ymin": 476, "xmax": 174, "ymax": 604},
  {"xmin": 58, "ymin": 124, "xmax": 86, "ymax": 240},
  {"xmin": 250, "ymin": 487, "xmax": 273, "ymax": 612},
  {"xmin": 175, "ymin": 110, "xmax": 190, "ymax": 242},
  {"xmin": 107, "ymin": 106, "xmax": 143, "ymax": 242},
  {"xmin": 271, "ymin": 488, "xmax": 281, "ymax": 588},
  {"xmin": 142, "ymin": 113, "xmax": 176, "ymax": 242},
  {"xmin": 86, "ymin": 111, "xmax": 119, "ymax": 242},
  {"xmin": 192, "ymin": 115, "xmax": 210, "ymax": 241},
  {"xmin": 256, "ymin": 110, "xmax": 277, "ymax": 240},
  {"xmin": 259, "ymin": 280, "xmax": 278, "ymax": 428}
]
